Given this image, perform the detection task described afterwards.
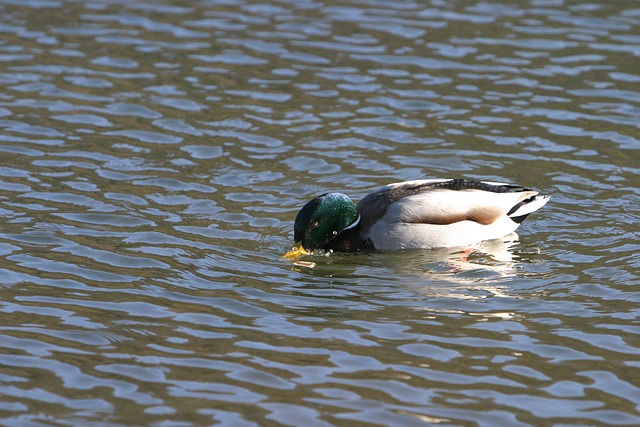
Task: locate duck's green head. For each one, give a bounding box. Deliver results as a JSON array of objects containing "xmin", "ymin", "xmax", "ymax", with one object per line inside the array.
[{"xmin": 284, "ymin": 193, "xmax": 359, "ymax": 259}]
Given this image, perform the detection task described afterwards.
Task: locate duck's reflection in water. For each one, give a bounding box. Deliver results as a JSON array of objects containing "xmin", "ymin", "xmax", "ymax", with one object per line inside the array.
[
  {"xmin": 286, "ymin": 232, "xmax": 544, "ymax": 302},
  {"xmin": 380, "ymin": 233, "xmax": 538, "ymax": 300}
]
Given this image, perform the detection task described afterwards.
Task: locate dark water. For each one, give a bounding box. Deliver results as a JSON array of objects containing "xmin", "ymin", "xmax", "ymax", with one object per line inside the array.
[{"xmin": 1, "ymin": 0, "xmax": 639, "ymax": 426}]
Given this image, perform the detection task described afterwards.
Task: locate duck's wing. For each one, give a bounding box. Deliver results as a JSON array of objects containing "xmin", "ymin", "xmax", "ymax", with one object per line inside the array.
[{"xmin": 357, "ymin": 179, "xmax": 549, "ymax": 232}]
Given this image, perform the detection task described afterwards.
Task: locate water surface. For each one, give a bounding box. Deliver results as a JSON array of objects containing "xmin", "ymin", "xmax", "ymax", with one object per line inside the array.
[{"xmin": 0, "ymin": 0, "xmax": 639, "ymax": 426}]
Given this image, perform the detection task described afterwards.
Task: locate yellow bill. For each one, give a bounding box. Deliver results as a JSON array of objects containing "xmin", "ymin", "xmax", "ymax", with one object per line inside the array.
[{"xmin": 283, "ymin": 241, "xmax": 310, "ymax": 259}]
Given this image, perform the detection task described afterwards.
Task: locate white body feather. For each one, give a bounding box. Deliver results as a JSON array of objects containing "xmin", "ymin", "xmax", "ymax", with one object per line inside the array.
[{"xmin": 365, "ymin": 179, "xmax": 550, "ymax": 251}]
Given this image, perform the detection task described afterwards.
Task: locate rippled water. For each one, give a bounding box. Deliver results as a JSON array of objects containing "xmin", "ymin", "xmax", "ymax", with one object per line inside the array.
[{"xmin": 1, "ymin": 0, "xmax": 639, "ymax": 425}]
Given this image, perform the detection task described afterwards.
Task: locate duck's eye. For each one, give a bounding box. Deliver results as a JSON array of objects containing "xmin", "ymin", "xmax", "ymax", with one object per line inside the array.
[{"xmin": 332, "ymin": 230, "xmax": 338, "ymax": 236}]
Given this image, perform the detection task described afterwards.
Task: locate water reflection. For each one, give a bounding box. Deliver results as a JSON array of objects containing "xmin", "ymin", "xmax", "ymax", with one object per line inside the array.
[{"xmin": 288, "ymin": 233, "xmax": 541, "ymax": 304}]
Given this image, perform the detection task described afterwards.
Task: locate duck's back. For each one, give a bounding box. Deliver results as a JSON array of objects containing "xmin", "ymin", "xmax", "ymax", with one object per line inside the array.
[{"xmin": 357, "ymin": 179, "xmax": 549, "ymax": 251}]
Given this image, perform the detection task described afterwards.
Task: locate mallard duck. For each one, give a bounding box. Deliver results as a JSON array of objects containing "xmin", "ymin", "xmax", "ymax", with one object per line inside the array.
[{"xmin": 284, "ymin": 178, "xmax": 549, "ymax": 258}]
